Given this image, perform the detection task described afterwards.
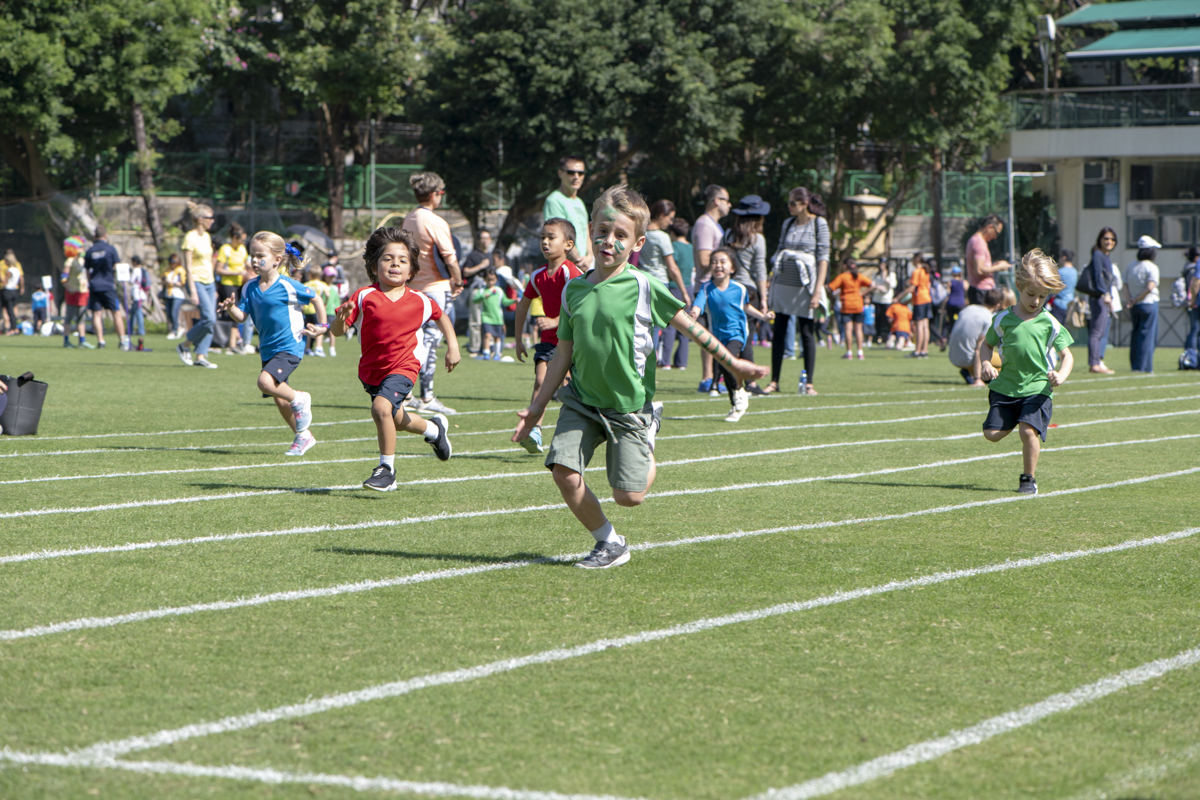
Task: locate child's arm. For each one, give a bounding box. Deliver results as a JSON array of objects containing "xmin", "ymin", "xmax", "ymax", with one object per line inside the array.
[
  {"xmin": 330, "ymin": 299, "xmax": 354, "ymax": 337},
  {"xmin": 513, "ymin": 342, "xmax": 572, "ymax": 442},
  {"xmin": 514, "ymin": 296, "xmax": 532, "ymax": 362},
  {"xmin": 745, "ymin": 302, "xmax": 770, "ymax": 322},
  {"xmin": 218, "ymin": 295, "xmax": 247, "ymax": 323},
  {"xmin": 435, "ymin": 313, "xmax": 460, "ymax": 373},
  {"xmin": 471, "ymin": 288, "xmax": 486, "ymax": 303},
  {"xmin": 978, "ymin": 340, "xmax": 998, "ymax": 382},
  {"xmin": 1049, "ymin": 347, "xmax": 1074, "ymax": 387},
  {"xmin": 971, "ymin": 333, "xmax": 986, "ymax": 381},
  {"xmin": 669, "ymin": 309, "xmax": 767, "ymax": 384},
  {"xmin": 303, "ymin": 298, "xmax": 329, "ymax": 337}
]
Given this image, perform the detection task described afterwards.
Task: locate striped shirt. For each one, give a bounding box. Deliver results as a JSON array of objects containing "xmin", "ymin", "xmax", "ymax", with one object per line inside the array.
[{"xmin": 773, "ymin": 216, "xmax": 830, "ymax": 287}]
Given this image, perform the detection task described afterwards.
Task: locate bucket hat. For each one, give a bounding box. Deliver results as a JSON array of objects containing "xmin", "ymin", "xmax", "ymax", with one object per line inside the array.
[{"xmin": 732, "ymin": 195, "xmax": 770, "ymax": 216}]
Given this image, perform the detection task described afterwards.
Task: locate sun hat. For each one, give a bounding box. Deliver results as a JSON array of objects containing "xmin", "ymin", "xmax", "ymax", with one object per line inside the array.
[
  {"xmin": 63, "ymin": 236, "xmax": 88, "ymax": 257},
  {"xmin": 732, "ymin": 195, "xmax": 771, "ymax": 216},
  {"xmin": 1136, "ymin": 234, "xmax": 1162, "ymax": 250},
  {"xmin": 950, "ymin": 265, "xmax": 962, "ymax": 274}
]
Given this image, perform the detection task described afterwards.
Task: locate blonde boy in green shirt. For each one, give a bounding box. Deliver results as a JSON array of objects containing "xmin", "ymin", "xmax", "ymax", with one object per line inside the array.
[{"xmin": 513, "ymin": 186, "xmax": 766, "ymax": 569}]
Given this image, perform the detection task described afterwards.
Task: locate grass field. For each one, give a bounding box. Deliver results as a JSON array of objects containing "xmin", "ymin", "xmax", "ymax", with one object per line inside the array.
[{"xmin": 1, "ymin": 332, "xmax": 1198, "ymax": 800}]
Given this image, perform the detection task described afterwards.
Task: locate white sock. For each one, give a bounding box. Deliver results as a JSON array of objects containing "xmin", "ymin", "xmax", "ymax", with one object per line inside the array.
[
  {"xmin": 290, "ymin": 391, "xmax": 305, "ymax": 408},
  {"xmin": 589, "ymin": 521, "xmax": 624, "ymax": 546},
  {"xmin": 379, "ymin": 454, "xmax": 395, "ymax": 469},
  {"xmin": 422, "ymin": 418, "xmax": 439, "ymax": 441}
]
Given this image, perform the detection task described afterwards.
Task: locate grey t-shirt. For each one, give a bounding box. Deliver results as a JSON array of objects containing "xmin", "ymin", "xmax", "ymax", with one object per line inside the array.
[
  {"xmin": 1124, "ymin": 260, "xmax": 1160, "ymax": 305},
  {"xmin": 947, "ymin": 304, "xmax": 994, "ymax": 369},
  {"xmin": 639, "ymin": 229, "xmax": 672, "ymax": 283},
  {"xmin": 725, "ymin": 231, "xmax": 767, "ymax": 290}
]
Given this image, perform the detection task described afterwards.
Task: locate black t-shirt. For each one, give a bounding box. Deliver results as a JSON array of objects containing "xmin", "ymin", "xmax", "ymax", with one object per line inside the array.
[{"xmin": 461, "ymin": 249, "xmax": 490, "ymax": 277}]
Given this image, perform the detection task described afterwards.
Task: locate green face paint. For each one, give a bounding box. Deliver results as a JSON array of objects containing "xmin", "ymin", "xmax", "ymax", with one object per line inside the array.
[{"xmin": 593, "ymin": 236, "xmax": 625, "ymax": 253}]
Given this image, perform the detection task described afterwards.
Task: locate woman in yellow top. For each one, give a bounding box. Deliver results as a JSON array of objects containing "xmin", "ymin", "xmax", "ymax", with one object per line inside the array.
[
  {"xmin": 1, "ymin": 249, "xmax": 24, "ymax": 335},
  {"xmin": 162, "ymin": 253, "xmax": 189, "ymax": 339},
  {"xmin": 216, "ymin": 222, "xmax": 250, "ymax": 354},
  {"xmin": 177, "ymin": 201, "xmax": 218, "ymax": 368}
]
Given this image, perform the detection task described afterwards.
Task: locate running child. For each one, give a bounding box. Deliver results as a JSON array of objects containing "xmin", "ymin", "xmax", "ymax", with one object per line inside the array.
[
  {"xmin": 218, "ymin": 232, "xmax": 327, "ymax": 456},
  {"xmin": 886, "ymin": 300, "xmax": 913, "ymax": 349},
  {"xmin": 827, "ymin": 256, "xmax": 873, "ymax": 360},
  {"xmin": 512, "ymin": 186, "xmax": 766, "ymax": 569},
  {"xmin": 471, "ymin": 269, "xmax": 506, "ymax": 361},
  {"xmin": 688, "ymin": 248, "xmax": 769, "ymax": 422},
  {"xmin": 513, "ymin": 218, "xmax": 583, "ymax": 453},
  {"xmin": 332, "ymin": 227, "xmax": 459, "ymax": 492},
  {"xmin": 978, "ymin": 249, "xmax": 1074, "ymax": 495}
]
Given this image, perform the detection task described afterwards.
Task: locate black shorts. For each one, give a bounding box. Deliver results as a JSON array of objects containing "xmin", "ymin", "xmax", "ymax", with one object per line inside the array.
[
  {"xmin": 362, "ymin": 373, "xmax": 415, "ymax": 414},
  {"xmin": 88, "ymin": 289, "xmax": 121, "ymax": 312},
  {"xmin": 984, "ymin": 390, "xmax": 1053, "ymax": 442},
  {"xmin": 912, "ymin": 302, "xmax": 933, "ymax": 321},
  {"xmin": 842, "ymin": 312, "xmax": 864, "ymax": 323},
  {"xmin": 217, "ymin": 283, "xmax": 241, "ymax": 303},
  {"xmin": 533, "ymin": 342, "xmax": 557, "ymax": 364},
  {"xmin": 261, "ymin": 352, "xmax": 302, "ymax": 393},
  {"xmin": 304, "ymin": 313, "xmax": 320, "ymax": 328},
  {"xmin": 482, "ymin": 322, "xmax": 504, "ymax": 338}
]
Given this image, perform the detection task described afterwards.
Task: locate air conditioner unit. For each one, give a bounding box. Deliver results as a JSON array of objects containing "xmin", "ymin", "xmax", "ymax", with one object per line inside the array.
[{"xmin": 1084, "ymin": 160, "xmax": 1117, "ymax": 183}]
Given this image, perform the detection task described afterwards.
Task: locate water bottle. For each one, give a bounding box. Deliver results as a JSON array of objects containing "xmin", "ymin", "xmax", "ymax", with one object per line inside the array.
[{"xmin": 799, "ymin": 369, "xmax": 807, "ymax": 393}]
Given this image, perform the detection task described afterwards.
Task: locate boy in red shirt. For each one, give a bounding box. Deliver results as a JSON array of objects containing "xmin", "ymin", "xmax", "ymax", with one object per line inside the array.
[
  {"xmin": 827, "ymin": 257, "xmax": 874, "ymax": 360},
  {"xmin": 513, "ymin": 218, "xmax": 584, "ymax": 454},
  {"xmin": 332, "ymin": 228, "xmax": 461, "ymax": 492}
]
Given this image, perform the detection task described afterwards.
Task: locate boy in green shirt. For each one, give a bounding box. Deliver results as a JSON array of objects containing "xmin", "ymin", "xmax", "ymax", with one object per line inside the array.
[
  {"xmin": 513, "ymin": 186, "xmax": 766, "ymax": 569},
  {"xmin": 979, "ymin": 249, "xmax": 1074, "ymax": 496},
  {"xmin": 471, "ymin": 269, "xmax": 506, "ymax": 361}
]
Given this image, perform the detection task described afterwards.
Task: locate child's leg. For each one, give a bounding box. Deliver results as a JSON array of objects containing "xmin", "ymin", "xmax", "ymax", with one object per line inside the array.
[
  {"xmin": 1018, "ymin": 422, "xmax": 1041, "ymax": 475},
  {"xmin": 493, "ymin": 330, "xmax": 504, "ymax": 359},
  {"xmin": 983, "ymin": 427, "xmax": 1011, "ymax": 442},
  {"xmin": 482, "ymin": 332, "xmax": 493, "ymax": 355},
  {"xmin": 395, "ymin": 407, "xmax": 435, "ymax": 437},
  {"xmin": 530, "ymin": 359, "xmax": 549, "ymax": 425},
  {"xmin": 552, "ymin": 465, "xmax": 610, "ymax": 530},
  {"xmin": 372, "ymin": 395, "xmax": 398, "ymax": 456},
  {"xmin": 718, "ymin": 340, "xmax": 744, "ymax": 401},
  {"xmin": 259, "ymin": 372, "xmax": 299, "ymax": 433},
  {"xmin": 613, "ymin": 453, "xmax": 655, "ymax": 507}
]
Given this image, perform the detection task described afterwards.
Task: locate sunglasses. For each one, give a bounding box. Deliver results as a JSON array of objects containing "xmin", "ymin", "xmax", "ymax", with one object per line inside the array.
[
  {"xmin": 434, "ymin": 190, "xmax": 446, "ymax": 196},
  {"xmin": 562, "ymin": 170, "xmax": 585, "ymax": 177}
]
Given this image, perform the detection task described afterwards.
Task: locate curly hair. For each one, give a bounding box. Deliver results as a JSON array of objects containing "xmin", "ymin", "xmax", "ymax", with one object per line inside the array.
[{"xmin": 363, "ymin": 227, "xmax": 419, "ymax": 283}]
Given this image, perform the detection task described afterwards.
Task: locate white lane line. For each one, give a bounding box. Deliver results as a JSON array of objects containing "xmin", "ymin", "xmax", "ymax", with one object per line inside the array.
[
  {"xmin": 746, "ymin": 644, "xmax": 1200, "ymax": 800},
  {"xmin": 4, "ymin": 467, "xmax": 1197, "ymax": 642},
  {"xmin": 67, "ymin": 525, "xmax": 1200, "ymax": 760},
  {"xmin": 0, "ymin": 749, "xmax": 643, "ymax": 800}
]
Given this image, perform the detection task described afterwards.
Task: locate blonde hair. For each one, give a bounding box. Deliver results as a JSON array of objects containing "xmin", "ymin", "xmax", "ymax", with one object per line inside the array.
[
  {"xmin": 1014, "ymin": 248, "xmax": 1065, "ymax": 293},
  {"xmin": 186, "ymin": 201, "xmax": 214, "ymax": 230},
  {"xmin": 1000, "ymin": 287, "xmax": 1017, "ymax": 308},
  {"xmin": 591, "ymin": 185, "xmax": 651, "ymax": 239},
  {"xmin": 252, "ymin": 231, "xmax": 307, "ymax": 276},
  {"xmin": 409, "ymin": 171, "xmax": 445, "ymax": 202}
]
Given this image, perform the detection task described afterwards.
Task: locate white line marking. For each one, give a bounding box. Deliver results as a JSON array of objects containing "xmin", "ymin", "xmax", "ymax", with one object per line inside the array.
[
  {"xmin": 4, "ymin": 467, "xmax": 1197, "ymax": 642},
  {"xmin": 65, "ymin": 525, "xmax": 1200, "ymax": 760},
  {"xmin": 746, "ymin": 644, "xmax": 1200, "ymax": 800}
]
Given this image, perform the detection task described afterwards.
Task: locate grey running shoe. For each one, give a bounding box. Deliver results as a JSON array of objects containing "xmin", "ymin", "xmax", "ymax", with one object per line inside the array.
[
  {"xmin": 576, "ymin": 540, "xmax": 631, "ymax": 569},
  {"xmin": 427, "ymin": 413, "xmax": 452, "ymax": 461},
  {"xmin": 363, "ymin": 464, "xmax": 397, "ymax": 491},
  {"xmin": 1018, "ymin": 474, "xmax": 1038, "ymax": 495},
  {"xmin": 176, "ymin": 343, "xmax": 193, "ymax": 365},
  {"xmin": 194, "ymin": 356, "xmax": 218, "ymax": 369},
  {"xmin": 79, "ymin": 339, "xmax": 96, "ymax": 349},
  {"xmin": 647, "ymin": 401, "xmax": 664, "ymax": 453},
  {"xmin": 419, "ymin": 396, "xmax": 458, "ymax": 415},
  {"xmin": 519, "ymin": 425, "xmax": 544, "ymax": 455}
]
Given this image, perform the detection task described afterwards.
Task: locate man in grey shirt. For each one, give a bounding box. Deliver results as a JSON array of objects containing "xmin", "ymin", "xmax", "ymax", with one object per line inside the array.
[{"xmin": 947, "ymin": 288, "xmax": 1003, "ymax": 386}]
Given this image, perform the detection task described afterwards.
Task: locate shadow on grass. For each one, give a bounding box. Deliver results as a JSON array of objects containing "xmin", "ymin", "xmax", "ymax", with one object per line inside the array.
[
  {"xmin": 316, "ymin": 546, "xmax": 569, "ymax": 566},
  {"xmin": 834, "ymin": 479, "xmax": 1006, "ymax": 493}
]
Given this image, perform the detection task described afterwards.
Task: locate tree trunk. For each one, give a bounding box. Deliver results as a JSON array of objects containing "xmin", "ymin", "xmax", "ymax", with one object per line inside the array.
[
  {"xmin": 930, "ymin": 148, "xmax": 944, "ymax": 273},
  {"xmin": 132, "ymin": 102, "xmax": 167, "ymax": 257},
  {"xmin": 0, "ymin": 129, "xmax": 56, "ymax": 199},
  {"xmin": 320, "ymin": 102, "xmax": 347, "ymax": 238}
]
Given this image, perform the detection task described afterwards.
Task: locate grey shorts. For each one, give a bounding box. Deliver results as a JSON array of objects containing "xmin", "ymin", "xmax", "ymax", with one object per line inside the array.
[{"xmin": 545, "ymin": 383, "xmax": 654, "ymax": 493}]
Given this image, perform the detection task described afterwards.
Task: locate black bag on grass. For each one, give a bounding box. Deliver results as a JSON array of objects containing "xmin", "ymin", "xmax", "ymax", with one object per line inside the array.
[{"xmin": 0, "ymin": 372, "xmax": 48, "ymax": 436}]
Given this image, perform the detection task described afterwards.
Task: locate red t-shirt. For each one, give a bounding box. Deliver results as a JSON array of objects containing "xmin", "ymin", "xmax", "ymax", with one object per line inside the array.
[
  {"xmin": 522, "ymin": 260, "xmax": 583, "ymax": 345},
  {"xmin": 344, "ymin": 284, "xmax": 441, "ymax": 385}
]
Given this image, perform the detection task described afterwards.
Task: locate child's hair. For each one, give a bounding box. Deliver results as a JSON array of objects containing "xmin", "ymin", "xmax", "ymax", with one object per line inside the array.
[
  {"xmin": 63, "ymin": 237, "xmax": 87, "ymax": 258},
  {"xmin": 982, "ymin": 288, "xmax": 1004, "ymax": 307},
  {"xmin": 591, "ymin": 185, "xmax": 651, "ymax": 239},
  {"xmin": 649, "ymin": 199, "xmax": 675, "ymax": 220},
  {"xmin": 841, "ymin": 255, "xmax": 858, "ymax": 274},
  {"xmin": 1060, "ymin": 248, "xmax": 1075, "ymax": 264},
  {"xmin": 185, "ymin": 201, "xmax": 214, "ymax": 229},
  {"xmin": 252, "ymin": 231, "xmax": 307, "ymax": 276},
  {"xmin": 167, "ymin": 252, "xmax": 182, "ymax": 266},
  {"xmin": 710, "ymin": 247, "xmax": 737, "ymax": 270},
  {"xmin": 362, "ymin": 226, "xmax": 419, "ymax": 283},
  {"xmin": 409, "ymin": 171, "xmax": 445, "ymax": 203},
  {"xmin": 491, "ymin": 246, "xmax": 506, "ymax": 265},
  {"xmin": 229, "ymin": 222, "xmax": 246, "ymax": 241},
  {"xmin": 668, "ymin": 217, "xmax": 691, "ymax": 239},
  {"xmin": 1015, "ymin": 248, "xmax": 1065, "ymax": 293},
  {"xmin": 1000, "ymin": 287, "xmax": 1017, "ymax": 308},
  {"xmin": 542, "ymin": 217, "xmax": 576, "ymax": 245},
  {"xmin": 130, "ymin": 255, "xmax": 142, "ymax": 265},
  {"xmin": 483, "ymin": 268, "xmax": 497, "ymax": 281}
]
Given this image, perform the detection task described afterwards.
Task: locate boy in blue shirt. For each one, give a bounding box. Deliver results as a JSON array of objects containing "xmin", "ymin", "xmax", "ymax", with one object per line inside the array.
[
  {"xmin": 689, "ymin": 248, "xmax": 769, "ymax": 422},
  {"xmin": 219, "ymin": 232, "xmax": 328, "ymax": 456}
]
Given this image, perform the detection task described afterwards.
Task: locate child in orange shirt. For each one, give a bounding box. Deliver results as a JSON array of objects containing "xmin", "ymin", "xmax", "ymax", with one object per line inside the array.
[
  {"xmin": 827, "ymin": 256, "xmax": 874, "ymax": 360},
  {"xmin": 897, "ymin": 254, "xmax": 933, "ymax": 357},
  {"xmin": 886, "ymin": 302, "xmax": 913, "ymax": 349}
]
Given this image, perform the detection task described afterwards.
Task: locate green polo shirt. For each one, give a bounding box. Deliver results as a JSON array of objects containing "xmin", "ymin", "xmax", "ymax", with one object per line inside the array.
[{"xmin": 985, "ymin": 307, "xmax": 1074, "ymax": 397}]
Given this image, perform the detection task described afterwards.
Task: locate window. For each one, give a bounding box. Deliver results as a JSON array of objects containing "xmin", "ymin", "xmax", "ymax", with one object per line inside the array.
[
  {"xmin": 1130, "ymin": 165, "xmax": 1153, "ymax": 201},
  {"xmin": 1128, "ymin": 217, "xmax": 1158, "ymax": 242},
  {"xmin": 1085, "ymin": 183, "xmax": 1120, "ymax": 209}
]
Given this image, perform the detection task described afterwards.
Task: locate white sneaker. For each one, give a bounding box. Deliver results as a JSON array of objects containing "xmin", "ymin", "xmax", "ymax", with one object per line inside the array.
[
  {"xmin": 724, "ymin": 405, "xmax": 745, "ymax": 422},
  {"xmin": 313, "ymin": 347, "xmax": 326, "ymax": 357},
  {"xmin": 403, "ymin": 395, "xmax": 423, "ymax": 411},
  {"xmin": 284, "ymin": 430, "xmax": 316, "ymax": 456},
  {"xmin": 418, "ymin": 396, "xmax": 457, "ymax": 415},
  {"xmin": 647, "ymin": 401, "xmax": 663, "ymax": 453},
  {"xmin": 194, "ymin": 356, "xmax": 218, "ymax": 369},
  {"xmin": 291, "ymin": 391, "xmax": 312, "ymax": 432},
  {"xmin": 329, "ymin": 346, "xmax": 337, "ymax": 357},
  {"xmin": 176, "ymin": 343, "xmax": 193, "ymax": 366},
  {"xmin": 708, "ymin": 388, "xmax": 721, "ymax": 398},
  {"xmin": 733, "ymin": 388, "xmax": 749, "ymax": 414}
]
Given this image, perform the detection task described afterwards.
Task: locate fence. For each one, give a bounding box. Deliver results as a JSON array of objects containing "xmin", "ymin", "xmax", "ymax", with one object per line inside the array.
[
  {"xmin": 844, "ymin": 171, "xmax": 1029, "ymax": 218},
  {"xmin": 1007, "ymin": 87, "xmax": 1200, "ymax": 131}
]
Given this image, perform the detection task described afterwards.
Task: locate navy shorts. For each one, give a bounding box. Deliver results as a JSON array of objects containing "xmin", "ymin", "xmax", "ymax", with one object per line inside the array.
[
  {"xmin": 842, "ymin": 312, "xmax": 864, "ymax": 323},
  {"xmin": 88, "ymin": 289, "xmax": 121, "ymax": 312},
  {"xmin": 261, "ymin": 352, "xmax": 302, "ymax": 394},
  {"xmin": 984, "ymin": 390, "xmax": 1053, "ymax": 442},
  {"xmin": 482, "ymin": 322, "xmax": 504, "ymax": 338},
  {"xmin": 362, "ymin": 373, "xmax": 415, "ymax": 415},
  {"xmin": 533, "ymin": 342, "xmax": 557, "ymax": 364},
  {"xmin": 912, "ymin": 302, "xmax": 933, "ymax": 321}
]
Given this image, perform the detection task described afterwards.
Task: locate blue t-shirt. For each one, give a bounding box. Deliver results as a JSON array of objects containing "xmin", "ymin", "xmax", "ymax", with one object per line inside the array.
[
  {"xmin": 1054, "ymin": 265, "xmax": 1078, "ymax": 305},
  {"xmin": 85, "ymin": 241, "xmax": 120, "ymax": 292},
  {"xmin": 693, "ymin": 280, "xmax": 750, "ymax": 345},
  {"xmin": 238, "ymin": 275, "xmax": 317, "ymax": 361},
  {"xmin": 31, "ymin": 290, "xmax": 49, "ymax": 310}
]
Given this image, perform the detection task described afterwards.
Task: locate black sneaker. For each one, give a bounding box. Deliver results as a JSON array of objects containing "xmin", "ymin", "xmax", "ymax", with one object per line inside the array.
[
  {"xmin": 647, "ymin": 401, "xmax": 663, "ymax": 454},
  {"xmin": 363, "ymin": 464, "xmax": 397, "ymax": 492},
  {"xmin": 1018, "ymin": 474, "xmax": 1038, "ymax": 495},
  {"xmin": 576, "ymin": 540, "xmax": 631, "ymax": 569},
  {"xmin": 427, "ymin": 413, "xmax": 452, "ymax": 461}
]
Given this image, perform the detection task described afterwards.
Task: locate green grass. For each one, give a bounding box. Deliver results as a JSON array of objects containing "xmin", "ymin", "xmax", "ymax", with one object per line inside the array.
[{"xmin": 1, "ymin": 334, "xmax": 1198, "ymax": 800}]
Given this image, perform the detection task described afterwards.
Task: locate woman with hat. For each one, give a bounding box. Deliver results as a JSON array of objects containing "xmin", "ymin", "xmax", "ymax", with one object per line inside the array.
[
  {"xmin": 723, "ymin": 195, "xmax": 770, "ymax": 391},
  {"xmin": 1124, "ymin": 235, "xmax": 1162, "ymax": 372}
]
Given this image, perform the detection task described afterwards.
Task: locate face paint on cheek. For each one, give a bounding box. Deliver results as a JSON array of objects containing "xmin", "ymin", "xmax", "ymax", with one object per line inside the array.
[{"xmin": 614, "ymin": 240, "xmax": 625, "ymax": 252}]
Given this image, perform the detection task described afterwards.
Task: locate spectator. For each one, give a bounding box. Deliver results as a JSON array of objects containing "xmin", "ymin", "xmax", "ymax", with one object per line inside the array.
[
  {"xmin": 1049, "ymin": 249, "xmax": 1078, "ymax": 326},
  {"xmin": 827, "ymin": 256, "xmax": 872, "ymax": 360},
  {"xmin": 943, "ymin": 265, "xmax": 967, "ymax": 341},
  {"xmin": 1184, "ymin": 246, "xmax": 1200, "ymax": 353},
  {"xmin": 85, "ymin": 224, "xmax": 129, "ymax": 350},
  {"xmin": 216, "ymin": 222, "xmax": 249, "ymax": 354},
  {"xmin": 176, "ymin": 202, "xmax": 218, "ymax": 368},
  {"xmin": 692, "ymin": 184, "xmax": 731, "ymax": 393},
  {"xmin": 964, "ymin": 214, "xmax": 1012, "ymax": 304},
  {"xmin": 658, "ymin": 217, "xmax": 694, "ymax": 370},
  {"xmin": 1124, "ymin": 235, "xmax": 1162, "ymax": 373},
  {"xmin": 543, "ymin": 156, "xmax": 591, "ymax": 269},
  {"xmin": 461, "ymin": 229, "xmax": 493, "ymax": 354},
  {"xmin": 767, "ymin": 186, "xmax": 829, "ymax": 395},
  {"xmin": 723, "ymin": 195, "xmax": 770, "ymax": 391},
  {"xmin": 125, "ymin": 255, "xmax": 151, "ymax": 340},
  {"xmin": 61, "ymin": 237, "xmax": 92, "ymax": 348},
  {"xmin": 897, "ymin": 251, "xmax": 933, "ymax": 358},
  {"xmin": 871, "ymin": 257, "xmax": 896, "ymax": 345},
  {"xmin": 1, "ymin": 249, "xmax": 23, "ymax": 334},
  {"xmin": 947, "ymin": 287, "xmax": 1004, "ymax": 386},
  {"xmin": 162, "ymin": 253, "xmax": 188, "ymax": 339},
  {"xmin": 1082, "ymin": 227, "xmax": 1119, "ymax": 374}
]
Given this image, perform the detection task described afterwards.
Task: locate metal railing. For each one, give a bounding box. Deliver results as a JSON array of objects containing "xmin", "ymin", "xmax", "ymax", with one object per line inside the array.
[
  {"xmin": 844, "ymin": 171, "xmax": 1029, "ymax": 218},
  {"xmin": 1007, "ymin": 86, "xmax": 1200, "ymax": 130}
]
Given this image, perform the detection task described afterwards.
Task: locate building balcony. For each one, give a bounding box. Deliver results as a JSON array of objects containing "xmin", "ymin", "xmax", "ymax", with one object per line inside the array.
[{"xmin": 1007, "ymin": 85, "xmax": 1200, "ymax": 130}]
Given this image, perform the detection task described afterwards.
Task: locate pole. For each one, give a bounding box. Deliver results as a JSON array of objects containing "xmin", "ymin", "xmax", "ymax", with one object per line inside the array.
[
  {"xmin": 1007, "ymin": 157, "xmax": 1016, "ymax": 264},
  {"xmin": 249, "ymin": 119, "xmax": 256, "ymax": 233},
  {"xmin": 370, "ymin": 118, "xmax": 376, "ymax": 231}
]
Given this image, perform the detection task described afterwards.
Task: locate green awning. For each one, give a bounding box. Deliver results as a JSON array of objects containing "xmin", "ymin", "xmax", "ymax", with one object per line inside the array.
[
  {"xmin": 1066, "ymin": 25, "xmax": 1200, "ymax": 58},
  {"xmin": 1058, "ymin": 0, "xmax": 1200, "ymax": 27}
]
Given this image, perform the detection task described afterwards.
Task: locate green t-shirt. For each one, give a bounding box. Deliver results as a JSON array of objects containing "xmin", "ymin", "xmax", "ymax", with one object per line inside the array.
[
  {"xmin": 558, "ymin": 267, "xmax": 686, "ymax": 412},
  {"xmin": 984, "ymin": 307, "xmax": 1074, "ymax": 397},
  {"xmin": 543, "ymin": 190, "xmax": 589, "ymax": 259},
  {"xmin": 472, "ymin": 285, "xmax": 504, "ymax": 325}
]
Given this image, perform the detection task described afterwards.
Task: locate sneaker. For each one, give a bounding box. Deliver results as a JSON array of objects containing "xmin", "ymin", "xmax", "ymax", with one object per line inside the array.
[
  {"xmin": 857, "ymin": 350, "xmax": 865, "ymax": 360},
  {"xmin": 63, "ymin": 340, "xmax": 76, "ymax": 348},
  {"xmin": 166, "ymin": 331, "xmax": 178, "ymax": 340},
  {"xmin": 328, "ymin": 346, "xmax": 336, "ymax": 357},
  {"xmin": 697, "ymin": 378, "xmax": 712, "ymax": 393},
  {"xmin": 79, "ymin": 339, "xmax": 96, "ymax": 349},
  {"xmin": 363, "ymin": 464, "xmax": 397, "ymax": 492},
  {"xmin": 426, "ymin": 413, "xmax": 452, "ymax": 461},
  {"xmin": 841, "ymin": 352, "xmax": 853, "ymax": 359},
  {"xmin": 403, "ymin": 395, "xmax": 423, "ymax": 411},
  {"xmin": 97, "ymin": 341, "xmax": 106, "ymax": 349},
  {"xmin": 1018, "ymin": 474, "xmax": 1038, "ymax": 495},
  {"xmin": 120, "ymin": 339, "xmax": 131, "ymax": 351},
  {"xmin": 519, "ymin": 425, "xmax": 544, "ymax": 455},
  {"xmin": 474, "ymin": 353, "xmax": 491, "ymax": 361},
  {"xmin": 724, "ymin": 405, "xmax": 745, "ymax": 423},
  {"xmin": 576, "ymin": 540, "xmax": 631, "ymax": 570},
  {"xmin": 194, "ymin": 356, "xmax": 218, "ymax": 369},
  {"xmin": 284, "ymin": 430, "xmax": 316, "ymax": 456},
  {"xmin": 647, "ymin": 400, "xmax": 663, "ymax": 453},
  {"xmin": 418, "ymin": 396, "xmax": 457, "ymax": 415},
  {"xmin": 709, "ymin": 387, "xmax": 721, "ymax": 398},
  {"xmin": 313, "ymin": 347, "xmax": 326, "ymax": 357},
  {"xmin": 733, "ymin": 388, "xmax": 749, "ymax": 414},
  {"xmin": 176, "ymin": 343, "xmax": 193, "ymax": 365},
  {"xmin": 291, "ymin": 391, "xmax": 313, "ymax": 432}
]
